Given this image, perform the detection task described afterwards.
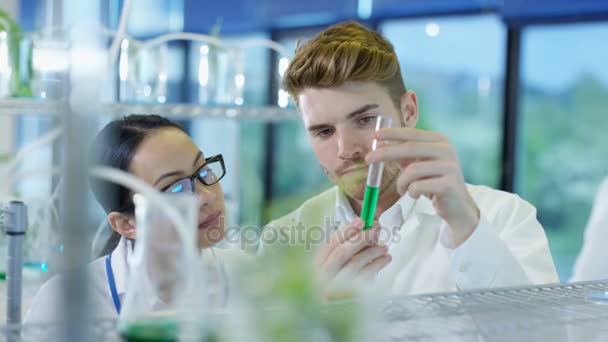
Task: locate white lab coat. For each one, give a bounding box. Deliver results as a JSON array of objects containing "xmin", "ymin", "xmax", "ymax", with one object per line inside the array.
[
  {"xmin": 24, "ymin": 237, "xmax": 244, "ymax": 325},
  {"xmin": 261, "ymin": 184, "xmax": 559, "ymax": 294},
  {"xmin": 24, "ymin": 237, "xmax": 133, "ymax": 324},
  {"xmin": 571, "ymin": 178, "xmax": 608, "ymax": 281}
]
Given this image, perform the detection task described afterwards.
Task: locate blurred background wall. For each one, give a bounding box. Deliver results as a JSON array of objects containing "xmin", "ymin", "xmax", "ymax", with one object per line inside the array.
[{"xmin": 2, "ymin": 0, "xmax": 608, "ymax": 281}]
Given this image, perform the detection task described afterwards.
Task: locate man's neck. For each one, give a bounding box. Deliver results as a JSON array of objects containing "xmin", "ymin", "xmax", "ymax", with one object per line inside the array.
[{"xmin": 348, "ymin": 182, "xmax": 402, "ymax": 218}]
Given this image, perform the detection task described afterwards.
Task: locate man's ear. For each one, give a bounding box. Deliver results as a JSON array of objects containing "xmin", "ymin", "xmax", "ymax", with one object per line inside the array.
[
  {"xmin": 399, "ymin": 90, "xmax": 419, "ymax": 127},
  {"xmin": 107, "ymin": 212, "xmax": 136, "ymax": 239}
]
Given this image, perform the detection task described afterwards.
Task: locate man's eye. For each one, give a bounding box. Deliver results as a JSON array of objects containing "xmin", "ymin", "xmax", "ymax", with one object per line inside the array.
[
  {"xmin": 316, "ymin": 128, "xmax": 334, "ymax": 138},
  {"xmin": 359, "ymin": 115, "xmax": 376, "ymax": 125}
]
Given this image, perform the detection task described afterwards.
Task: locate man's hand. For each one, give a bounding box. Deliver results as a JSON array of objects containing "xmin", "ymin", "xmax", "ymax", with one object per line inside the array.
[
  {"xmin": 315, "ymin": 218, "xmax": 391, "ymax": 295},
  {"xmin": 366, "ymin": 127, "xmax": 480, "ymax": 248}
]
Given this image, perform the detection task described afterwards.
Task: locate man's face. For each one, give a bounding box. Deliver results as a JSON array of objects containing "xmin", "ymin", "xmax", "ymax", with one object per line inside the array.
[{"xmin": 298, "ymin": 81, "xmax": 415, "ymax": 200}]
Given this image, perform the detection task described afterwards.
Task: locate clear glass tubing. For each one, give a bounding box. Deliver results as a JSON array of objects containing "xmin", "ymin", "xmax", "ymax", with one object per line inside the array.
[{"xmin": 361, "ymin": 115, "xmax": 393, "ymax": 230}]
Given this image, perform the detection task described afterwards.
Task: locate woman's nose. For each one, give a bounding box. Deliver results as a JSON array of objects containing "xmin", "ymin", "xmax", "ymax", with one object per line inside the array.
[{"xmin": 195, "ymin": 181, "xmax": 217, "ymax": 208}]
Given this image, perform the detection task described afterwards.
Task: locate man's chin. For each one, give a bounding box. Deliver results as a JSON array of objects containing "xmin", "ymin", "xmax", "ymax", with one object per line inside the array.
[
  {"xmin": 338, "ymin": 182, "xmax": 367, "ymax": 201},
  {"xmin": 330, "ymin": 170, "xmax": 367, "ymax": 199}
]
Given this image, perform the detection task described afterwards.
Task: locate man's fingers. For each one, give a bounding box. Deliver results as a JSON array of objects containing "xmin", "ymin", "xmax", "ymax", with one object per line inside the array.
[
  {"xmin": 339, "ymin": 245, "xmax": 389, "ymax": 276},
  {"xmin": 396, "ymin": 161, "xmax": 455, "ymax": 195},
  {"xmin": 375, "ymin": 127, "xmax": 448, "ymax": 143},
  {"xmin": 356, "ymin": 254, "xmax": 393, "ymax": 281},
  {"xmin": 316, "ymin": 218, "xmax": 364, "ymax": 265},
  {"xmin": 321, "ymin": 226, "xmax": 381, "ymax": 277},
  {"xmin": 328, "ymin": 218, "xmax": 364, "ymax": 248},
  {"xmin": 408, "ymin": 176, "xmax": 451, "ymax": 199},
  {"xmin": 366, "ymin": 142, "xmax": 454, "ymax": 164}
]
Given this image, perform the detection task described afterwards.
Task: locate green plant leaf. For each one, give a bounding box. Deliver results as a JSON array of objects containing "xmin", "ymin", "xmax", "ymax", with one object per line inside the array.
[{"xmin": 0, "ymin": 9, "xmax": 32, "ymax": 97}]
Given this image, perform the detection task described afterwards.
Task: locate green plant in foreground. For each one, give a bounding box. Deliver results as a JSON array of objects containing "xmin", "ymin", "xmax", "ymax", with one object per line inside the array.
[
  {"xmin": 0, "ymin": 9, "xmax": 32, "ymax": 97},
  {"xmin": 235, "ymin": 243, "xmax": 362, "ymax": 342}
]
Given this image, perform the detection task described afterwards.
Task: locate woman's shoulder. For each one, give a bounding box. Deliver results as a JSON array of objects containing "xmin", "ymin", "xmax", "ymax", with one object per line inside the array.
[
  {"xmin": 23, "ymin": 257, "xmax": 111, "ymax": 323},
  {"xmin": 212, "ymin": 247, "xmax": 252, "ymax": 262}
]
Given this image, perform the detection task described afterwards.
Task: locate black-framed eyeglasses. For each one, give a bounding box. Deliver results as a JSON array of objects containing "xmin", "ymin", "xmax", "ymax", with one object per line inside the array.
[
  {"xmin": 114, "ymin": 154, "xmax": 226, "ymax": 213},
  {"xmin": 160, "ymin": 154, "xmax": 226, "ymax": 194}
]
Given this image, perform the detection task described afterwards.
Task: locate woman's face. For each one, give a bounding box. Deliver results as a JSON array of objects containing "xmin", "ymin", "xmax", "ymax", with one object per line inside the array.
[{"xmin": 128, "ymin": 127, "xmax": 226, "ymax": 248}]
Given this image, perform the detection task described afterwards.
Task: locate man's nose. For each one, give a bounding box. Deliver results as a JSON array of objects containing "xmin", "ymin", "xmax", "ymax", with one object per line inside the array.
[{"xmin": 337, "ymin": 130, "xmax": 364, "ymax": 161}]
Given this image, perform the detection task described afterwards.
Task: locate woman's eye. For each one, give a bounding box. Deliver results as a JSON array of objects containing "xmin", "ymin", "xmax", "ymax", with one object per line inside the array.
[{"xmin": 170, "ymin": 183, "xmax": 184, "ymax": 193}]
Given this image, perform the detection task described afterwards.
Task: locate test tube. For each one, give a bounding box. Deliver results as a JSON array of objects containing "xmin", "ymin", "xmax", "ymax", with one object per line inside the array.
[{"xmin": 361, "ymin": 115, "xmax": 393, "ymax": 230}]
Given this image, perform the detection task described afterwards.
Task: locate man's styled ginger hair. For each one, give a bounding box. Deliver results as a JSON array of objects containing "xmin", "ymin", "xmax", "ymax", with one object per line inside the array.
[{"xmin": 282, "ymin": 21, "xmax": 407, "ymax": 109}]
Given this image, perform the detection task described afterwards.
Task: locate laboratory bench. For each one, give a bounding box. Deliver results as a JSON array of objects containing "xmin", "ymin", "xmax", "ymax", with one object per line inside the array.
[{"xmin": 1, "ymin": 279, "xmax": 607, "ymax": 341}]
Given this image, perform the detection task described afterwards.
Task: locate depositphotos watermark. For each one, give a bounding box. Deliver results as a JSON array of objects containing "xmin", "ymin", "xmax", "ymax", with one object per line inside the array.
[{"xmin": 202, "ymin": 216, "xmax": 404, "ymax": 251}]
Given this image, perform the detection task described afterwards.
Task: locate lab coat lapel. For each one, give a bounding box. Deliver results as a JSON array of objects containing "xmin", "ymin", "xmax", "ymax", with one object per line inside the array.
[
  {"xmin": 388, "ymin": 195, "xmax": 440, "ymax": 254},
  {"xmin": 378, "ymin": 196, "xmax": 446, "ymax": 293},
  {"xmin": 112, "ymin": 237, "xmax": 131, "ymax": 297}
]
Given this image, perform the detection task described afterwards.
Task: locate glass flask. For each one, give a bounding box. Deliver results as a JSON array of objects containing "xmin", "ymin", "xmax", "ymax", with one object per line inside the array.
[
  {"xmin": 118, "ymin": 39, "xmax": 168, "ymax": 104},
  {"xmin": 30, "ymin": 28, "xmax": 69, "ymax": 100},
  {"xmin": 119, "ymin": 193, "xmax": 210, "ymax": 342}
]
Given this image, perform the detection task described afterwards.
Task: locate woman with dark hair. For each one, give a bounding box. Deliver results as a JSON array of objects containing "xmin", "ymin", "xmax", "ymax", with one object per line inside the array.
[{"xmin": 25, "ymin": 114, "xmax": 228, "ymax": 322}]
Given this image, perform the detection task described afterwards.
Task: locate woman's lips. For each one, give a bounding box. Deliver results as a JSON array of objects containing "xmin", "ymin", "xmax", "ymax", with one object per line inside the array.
[{"xmin": 199, "ymin": 211, "xmax": 222, "ymax": 230}]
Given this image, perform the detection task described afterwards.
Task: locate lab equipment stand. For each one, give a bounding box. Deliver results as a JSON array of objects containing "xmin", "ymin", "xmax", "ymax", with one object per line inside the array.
[{"xmin": 1, "ymin": 201, "xmax": 27, "ymax": 341}]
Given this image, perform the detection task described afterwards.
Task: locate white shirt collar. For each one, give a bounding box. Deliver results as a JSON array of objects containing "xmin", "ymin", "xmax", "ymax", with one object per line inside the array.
[
  {"xmin": 335, "ymin": 188, "xmax": 419, "ymax": 233},
  {"xmin": 110, "ymin": 236, "xmax": 135, "ymax": 296}
]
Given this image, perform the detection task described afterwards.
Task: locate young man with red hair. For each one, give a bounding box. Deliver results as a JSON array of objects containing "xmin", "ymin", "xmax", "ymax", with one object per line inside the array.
[{"xmin": 263, "ymin": 21, "xmax": 557, "ymax": 295}]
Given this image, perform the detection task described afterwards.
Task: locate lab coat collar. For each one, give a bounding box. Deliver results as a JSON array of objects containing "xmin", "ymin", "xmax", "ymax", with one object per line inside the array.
[
  {"xmin": 110, "ymin": 236, "xmax": 134, "ymax": 296},
  {"xmin": 411, "ymin": 194, "xmax": 438, "ymax": 217},
  {"xmin": 334, "ymin": 188, "xmax": 431, "ymax": 230}
]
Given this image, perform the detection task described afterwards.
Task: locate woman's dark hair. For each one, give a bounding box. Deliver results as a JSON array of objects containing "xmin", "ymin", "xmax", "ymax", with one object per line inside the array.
[{"xmin": 90, "ymin": 114, "xmax": 185, "ymax": 256}]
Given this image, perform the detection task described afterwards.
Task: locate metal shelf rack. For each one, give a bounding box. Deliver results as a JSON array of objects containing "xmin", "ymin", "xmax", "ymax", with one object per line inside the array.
[
  {"xmin": 0, "ymin": 98, "xmax": 67, "ymax": 117},
  {"xmin": 0, "ymin": 99, "xmax": 299, "ymax": 121},
  {"xmin": 377, "ymin": 280, "xmax": 608, "ymax": 341}
]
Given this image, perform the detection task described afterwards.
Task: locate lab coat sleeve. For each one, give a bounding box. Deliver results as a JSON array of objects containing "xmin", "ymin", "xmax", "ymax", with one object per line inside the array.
[
  {"xmin": 571, "ymin": 179, "xmax": 608, "ymax": 282},
  {"xmin": 22, "ymin": 275, "xmax": 85, "ymax": 341},
  {"xmin": 449, "ymin": 192, "xmax": 559, "ymax": 289},
  {"xmin": 23, "ymin": 275, "xmax": 66, "ymax": 324},
  {"xmin": 258, "ymin": 187, "xmax": 339, "ymax": 257},
  {"xmin": 257, "ymin": 219, "xmax": 296, "ymax": 256}
]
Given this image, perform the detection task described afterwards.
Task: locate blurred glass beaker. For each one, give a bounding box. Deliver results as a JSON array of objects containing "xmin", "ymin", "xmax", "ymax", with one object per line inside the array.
[
  {"xmin": 30, "ymin": 29, "xmax": 69, "ymax": 100},
  {"xmin": 230, "ymin": 48, "xmax": 245, "ymax": 106},
  {"xmin": 0, "ymin": 30, "xmax": 12, "ymax": 97},
  {"xmin": 276, "ymin": 56, "xmax": 291, "ymax": 108},
  {"xmin": 119, "ymin": 193, "xmax": 209, "ymax": 342},
  {"xmin": 118, "ymin": 39, "xmax": 168, "ymax": 104},
  {"xmin": 196, "ymin": 44, "xmax": 243, "ymax": 107},
  {"xmin": 196, "ymin": 44, "xmax": 214, "ymax": 105},
  {"xmin": 0, "ymin": 28, "xmax": 32, "ymax": 98}
]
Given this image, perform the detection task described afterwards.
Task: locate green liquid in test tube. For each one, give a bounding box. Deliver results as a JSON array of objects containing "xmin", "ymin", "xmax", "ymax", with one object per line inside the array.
[
  {"xmin": 121, "ymin": 320, "xmax": 178, "ymax": 342},
  {"xmin": 361, "ymin": 115, "xmax": 393, "ymax": 230},
  {"xmin": 120, "ymin": 319, "xmax": 218, "ymax": 342}
]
